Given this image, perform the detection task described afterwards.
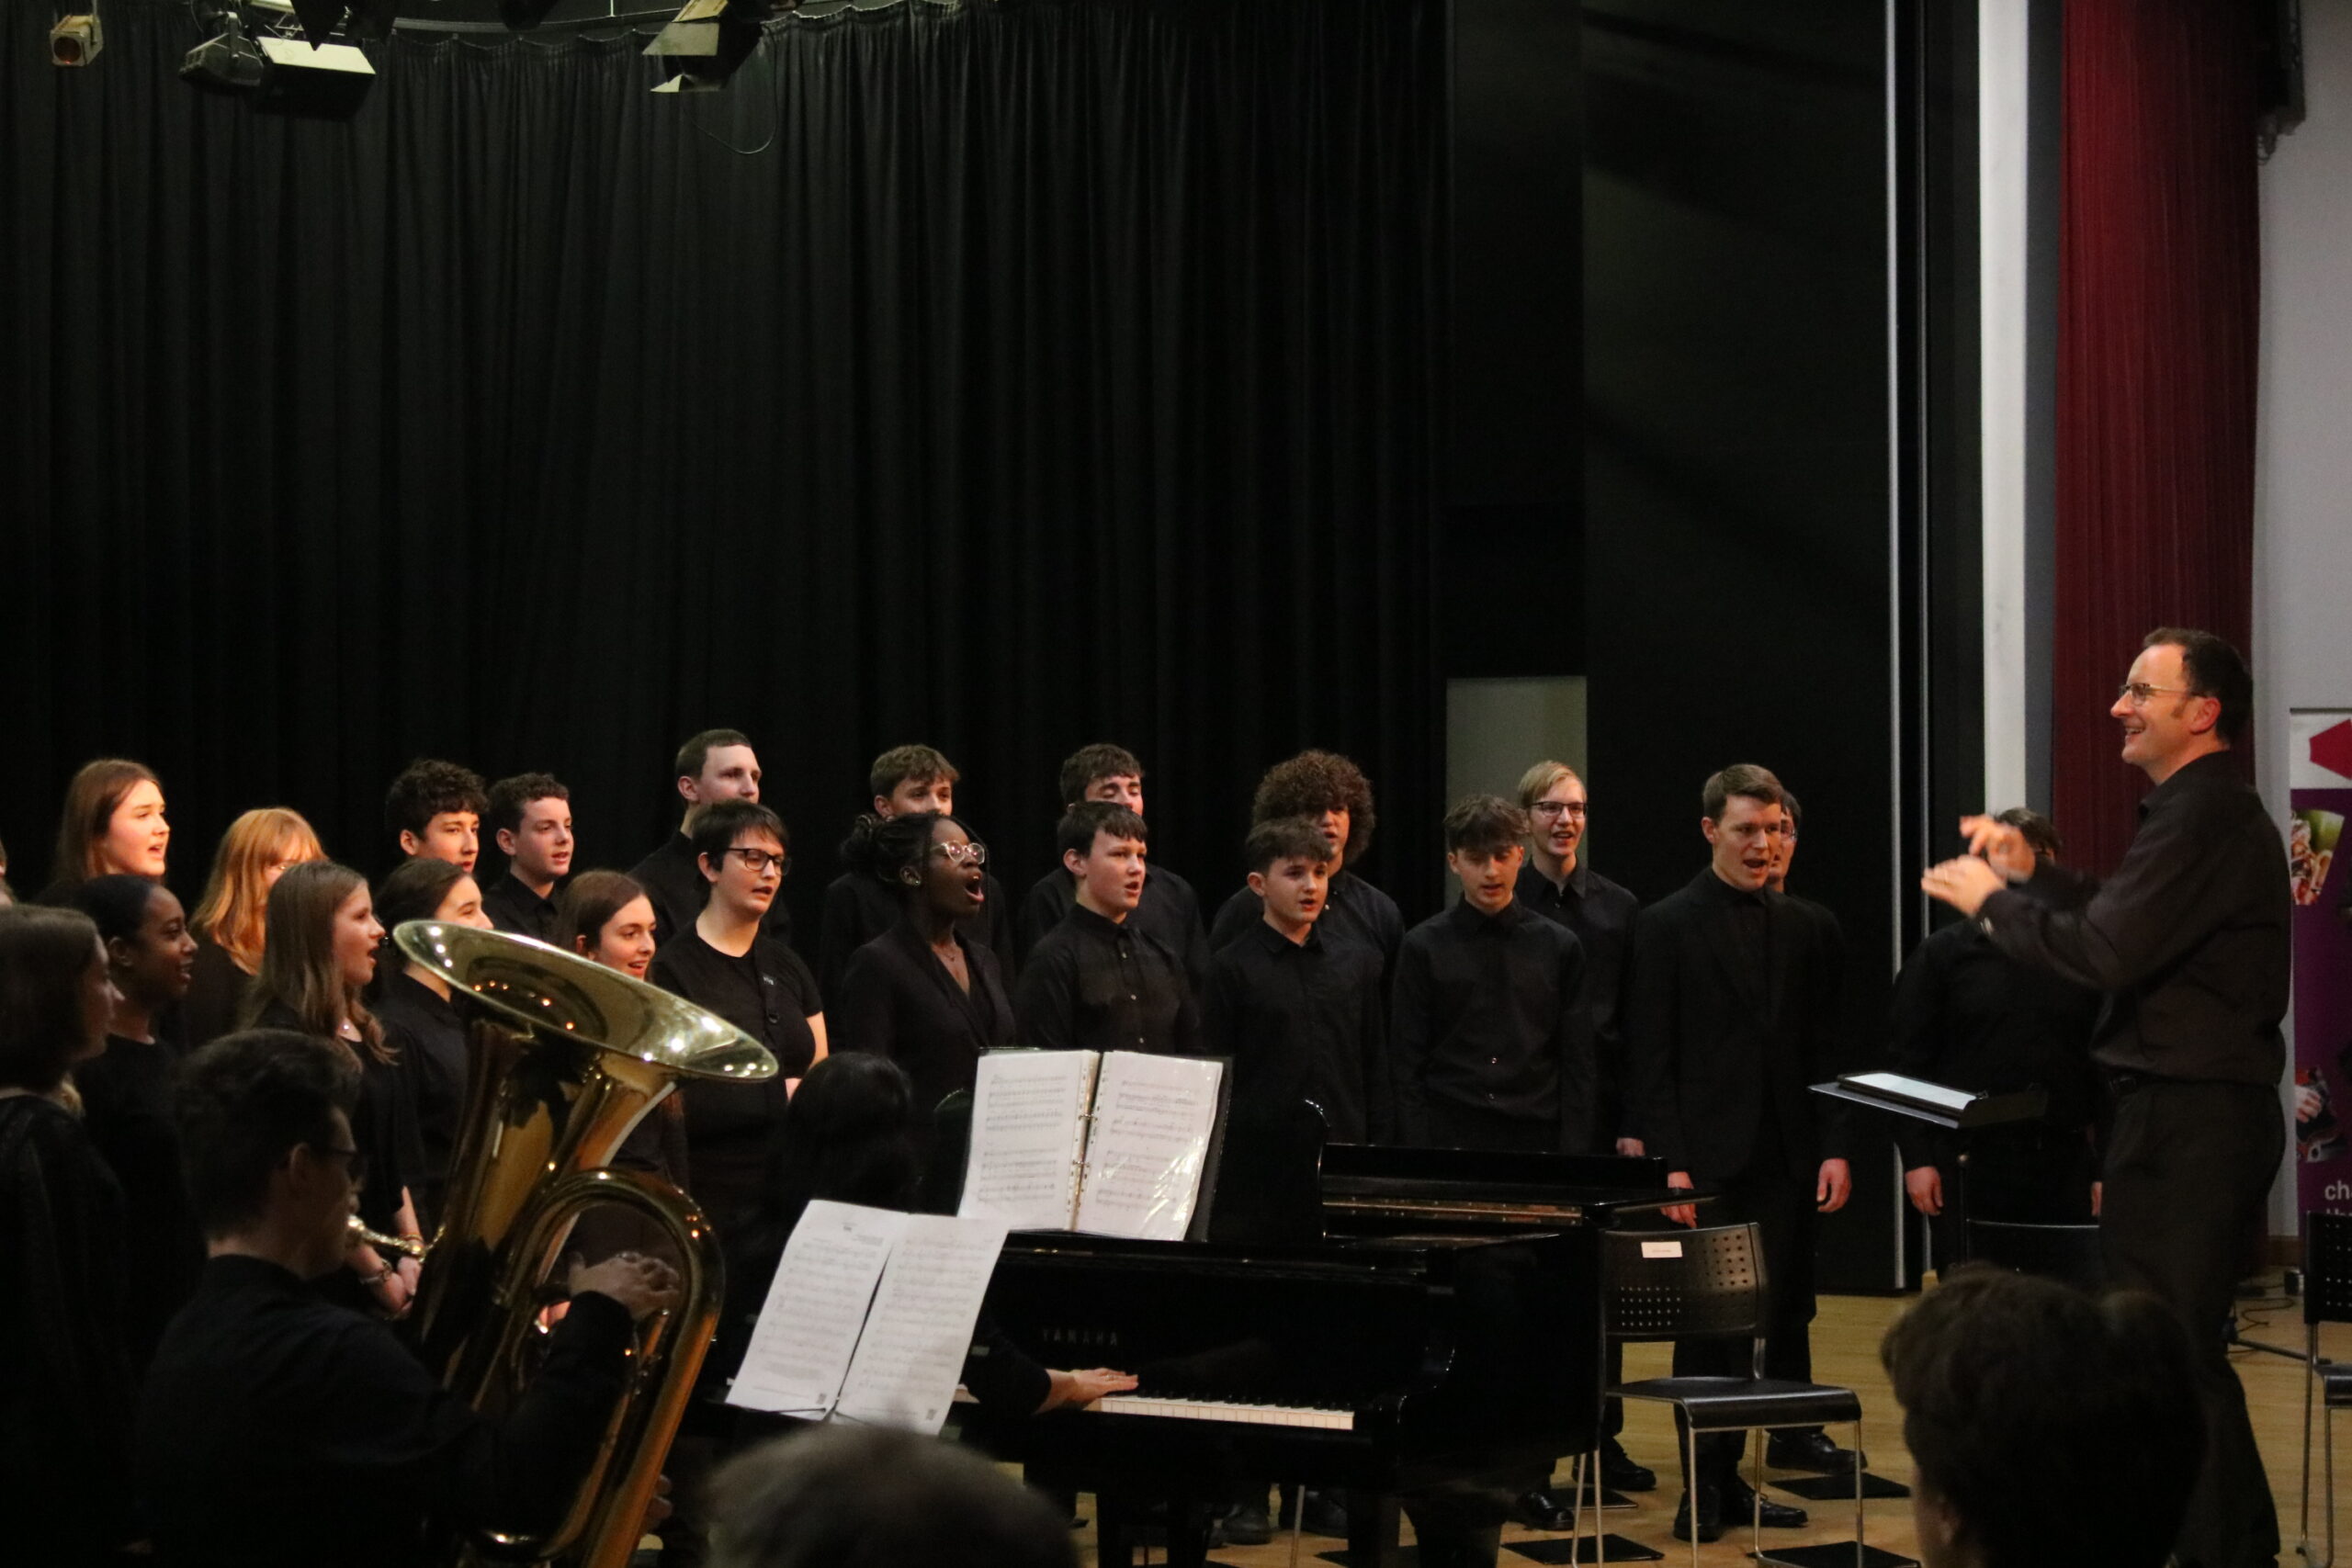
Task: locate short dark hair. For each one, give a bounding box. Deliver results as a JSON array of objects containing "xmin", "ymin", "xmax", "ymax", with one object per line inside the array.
[
  {"xmin": 177, "ymin": 1030, "xmax": 360, "ymax": 1238},
  {"xmin": 373, "ymin": 855, "xmax": 469, "ymax": 935},
  {"xmin": 1442, "ymin": 795, "xmax": 1529, "ymax": 854},
  {"xmin": 1994, "ymin": 807, "xmax": 2064, "ymax": 860},
  {"xmin": 1244, "ymin": 816, "xmax": 1334, "ymax": 874},
  {"xmin": 550, "ymin": 870, "xmax": 650, "ymax": 956},
  {"xmin": 1881, "ymin": 1265, "xmax": 2202, "ymax": 1568},
  {"xmin": 71, "ymin": 873, "xmax": 167, "ymax": 948},
  {"xmin": 1056, "ymin": 801, "xmax": 1148, "ymax": 862},
  {"xmin": 1702, "ymin": 763, "xmax": 1783, "ymax": 823},
  {"xmin": 708, "ymin": 1425, "xmax": 1076, "ymax": 1568},
  {"xmin": 384, "ymin": 759, "xmax": 487, "ymax": 840},
  {"xmin": 0, "ymin": 906, "xmax": 101, "ymax": 1093},
  {"xmin": 1058, "ymin": 744, "xmax": 1145, "ymax": 807},
  {"xmin": 1251, "ymin": 750, "xmax": 1376, "ymax": 863},
  {"xmin": 676, "ymin": 728, "xmax": 754, "ymax": 782},
  {"xmin": 486, "ymin": 773, "xmax": 570, "ymax": 840},
  {"xmin": 693, "ymin": 799, "xmax": 790, "ymax": 873},
  {"xmin": 869, "ymin": 745, "xmax": 959, "ymax": 799},
  {"xmin": 2143, "ymin": 626, "xmax": 2252, "ymax": 743}
]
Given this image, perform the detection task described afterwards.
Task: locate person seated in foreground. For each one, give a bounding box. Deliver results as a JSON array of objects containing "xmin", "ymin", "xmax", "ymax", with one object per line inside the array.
[
  {"xmin": 1879, "ymin": 1263, "xmax": 2203, "ymax": 1568},
  {"xmin": 707, "ymin": 1424, "xmax": 1077, "ymax": 1568},
  {"xmin": 135, "ymin": 1029, "xmax": 681, "ymax": 1568}
]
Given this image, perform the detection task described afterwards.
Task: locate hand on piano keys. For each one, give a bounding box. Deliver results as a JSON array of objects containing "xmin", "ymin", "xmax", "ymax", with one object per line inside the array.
[{"xmin": 1041, "ymin": 1365, "xmax": 1139, "ymax": 1413}]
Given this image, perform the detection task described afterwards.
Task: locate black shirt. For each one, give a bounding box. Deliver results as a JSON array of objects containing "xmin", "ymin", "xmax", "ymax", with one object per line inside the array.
[
  {"xmin": 1979, "ymin": 750, "xmax": 2290, "ymax": 1085},
  {"xmin": 376, "ymin": 970, "xmax": 470, "ymax": 1232},
  {"xmin": 1014, "ymin": 904, "xmax": 1200, "ymax": 1056},
  {"xmin": 1210, "ymin": 868, "xmax": 1407, "ymax": 986},
  {"xmin": 250, "ymin": 1001, "xmax": 415, "ymax": 1246},
  {"xmin": 629, "ymin": 831, "xmax": 795, "ymax": 950},
  {"xmin": 184, "ymin": 939, "xmax": 254, "ymax": 1050},
  {"xmin": 1886, "ymin": 919, "xmax": 2102, "ymax": 1169},
  {"xmin": 481, "ymin": 873, "xmax": 559, "ymax": 942},
  {"xmin": 835, "ymin": 918, "xmax": 1016, "ymax": 1127},
  {"xmin": 648, "ymin": 929, "xmax": 821, "ymax": 1235},
  {"xmin": 77, "ymin": 1033, "xmax": 207, "ymax": 1369},
  {"xmin": 820, "ymin": 867, "xmax": 1016, "ymax": 1002},
  {"xmin": 1200, "ymin": 919, "xmax": 1391, "ymax": 1143},
  {"xmin": 1017, "ymin": 862, "xmax": 1211, "ymax": 987},
  {"xmin": 137, "ymin": 1255, "xmax": 634, "ymax": 1568},
  {"xmin": 1390, "ymin": 898, "xmax": 1594, "ymax": 1151},
  {"xmin": 1514, "ymin": 858, "xmax": 1639, "ymax": 1136}
]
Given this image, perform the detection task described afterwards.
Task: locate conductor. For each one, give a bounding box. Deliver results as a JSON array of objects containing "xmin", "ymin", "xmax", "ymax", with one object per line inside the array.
[{"xmin": 1921, "ymin": 626, "xmax": 2288, "ymax": 1568}]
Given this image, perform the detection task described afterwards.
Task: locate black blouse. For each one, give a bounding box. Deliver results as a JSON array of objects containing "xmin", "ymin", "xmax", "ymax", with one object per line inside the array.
[
  {"xmin": 184, "ymin": 939, "xmax": 254, "ymax": 1051},
  {"xmin": 376, "ymin": 970, "xmax": 470, "ymax": 1233},
  {"xmin": 77, "ymin": 1033, "xmax": 207, "ymax": 1368},
  {"xmin": 835, "ymin": 918, "xmax": 1015, "ymax": 1126},
  {"xmin": 250, "ymin": 1000, "xmax": 415, "ymax": 1246}
]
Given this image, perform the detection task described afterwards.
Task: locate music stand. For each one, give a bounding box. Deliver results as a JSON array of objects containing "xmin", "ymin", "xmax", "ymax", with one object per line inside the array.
[{"xmin": 1809, "ymin": 1072, "xmax": 2049, "ymax": 1267}]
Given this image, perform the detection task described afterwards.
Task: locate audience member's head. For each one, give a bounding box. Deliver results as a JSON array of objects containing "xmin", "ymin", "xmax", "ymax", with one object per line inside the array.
[
  {"xmin": 1880, "ymin": 1265, "xmax": 2203, "ymax": 1568},
  {"xmin": 245, "ymin": 861, "xmax": 387, "ymax": 1063},
  {"xmin": 192, "ymin": 808, "xmax": 324, "ymax": 974},
  {"xmin": 1252, "ymin": 750, "xmax": 1375, "ymax": 866},
  {"xmin": 384, "ymin": 759, "xmax": 486, "ymax": 872},
  {"xmin": 487, "ymin": 772, "xmax": 575, "ymax": 892},
  {"xmin": 552, "ymin": 870, "xmax": 659, "ymax": 979},
  {"xmin": 1059, "ymin": 744, "xmax": 1145, "ymax": 813},
  {"xmin": 72, "ymin": 874, "xmax": 197, "ymax": 1026},
  {"xmin": 764, "ymin": 1052, "xmax": 924, "ymax": 1240},
  {"xmin": 175, "ymin": 1030, "xmax": 361, "ymax": 1270},
  {"xmin": 53, "ymin": 758, "xmax": 169, "ymax": 885},
  {"xmin": 675, "ymin": 729, "xmax": 763, "ymax": 820},
  {"xmin": 869, "ymin": 746, "xmax": 959, "ymax": 818},
  {"xmin": 0, "ymin": 906, "xmax": 110, "ymax": 1094},
  {"xmin": 707, "ymin": 1425, "xmax": 1077, "ymax": 1568}
]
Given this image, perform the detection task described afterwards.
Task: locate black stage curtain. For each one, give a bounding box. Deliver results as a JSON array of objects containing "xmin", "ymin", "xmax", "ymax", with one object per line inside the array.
[{"xmin": 2, "ymin": 0, "xmax": 1444, "ymax": 939}]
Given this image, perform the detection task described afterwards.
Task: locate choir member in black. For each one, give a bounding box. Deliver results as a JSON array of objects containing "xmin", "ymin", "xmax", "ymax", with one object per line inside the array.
[
  {"xmin": 1921, "ymin": 628, "xmax": 2287, "ymax": 1568},
  {"xmin": 1208, "ymin": 750, "xmax": 1405, "ymax": 983},
  {"xmin": 1625, "ymin": 765, "xmax": 1853, "ymax": 1541},
  {"xmin": 1015, "ymin": 744, "xmax": 1211, "ymax": 985},
  {"xmin": 371, "ymin": 857, "xmax": 494, "ymax": 1234},
  {"xmin": 818, "ymin": 745, "xmax": 1016, "ymax": 1000},
  {"xmin": 552, "ymin": 869, "xmax": 694, "ymax": 1261},
  {"xmin": 42, "ymin": 757, "xmax": 171, "ymax": 903},
  {"xmin": 1014, "ymin": 802, "xmax": 1199, "ymax": 1056},
  {"xmin": 137, "ymin": 1029, "xmax": 679, "ymax": 1568},
  {"xmin": 241, "ymin": 861, "xmax": 424, "ymax": 1317},
  {"xmin": 833, "ymin": 811, "xmax": 1015, "ymax": 1145},
  {"xmin": 383, "ymin": 757, "xmax": 486, "ymax": 874},
  {"xmin": 70, "ymin": 876, "xmax": 207, "ymax": 1371},
  {"xmin": 0, "ymin": 906, "xmax": 140, "ymax": 1565},
  {"xmin": 1892, "ymin": 807, "xmax": 2099, "ymax": 1254},
  {"xmin": 187, "ymin": 808, "xmax": 323, "ymax": 1049},
  {"xmin": 481, "ymin": 772, "xmax": 574, "ymax": 941},
  {"xmin": 1201, "ymin": 815, "xmax": 1390, "ymax": 1143},
  {"xmin": 1512, "ymin": 761, "xmax": 1655, "ymax": 1496},
  {"xmin": 629, "ymin": 728, "xmax": 790, "ymax": 948}
]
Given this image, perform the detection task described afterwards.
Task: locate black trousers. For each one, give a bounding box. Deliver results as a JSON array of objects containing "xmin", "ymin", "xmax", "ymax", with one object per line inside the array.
[
  {"xmin": 2100, "ymin": 1077, "xmax": 2282, "ymax": 1568},
  {"xmin": 1668, "ymin": 1159, "xmax": 1817, "ymax": 1486}
]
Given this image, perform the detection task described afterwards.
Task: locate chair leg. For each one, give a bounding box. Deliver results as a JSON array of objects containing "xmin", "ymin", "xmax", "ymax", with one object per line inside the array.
[
  {"xmin": 1685, "ymin": 1418, "xmax": 1702, "ymax": 1568},
  {"xmin": 2303, "ymin": 1342, "xmax": 2316, "ymax": 1562},
  {"xmin": 1747, "ymin": 1426, "xmax": 1764, "ymax": 1559},
  {"xmin": 1853, "ymin": 1417, "xmax": 1867, "ymax": 1567}
]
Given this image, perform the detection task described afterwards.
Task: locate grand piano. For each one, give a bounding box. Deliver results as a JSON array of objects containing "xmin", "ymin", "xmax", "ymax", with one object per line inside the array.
[{"xmin": 956, "ymin": 1105, "xmax": 1684, "ymax": 1566}]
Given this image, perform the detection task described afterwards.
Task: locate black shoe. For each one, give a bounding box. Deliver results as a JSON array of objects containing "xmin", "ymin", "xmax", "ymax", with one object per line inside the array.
[
  {"xmin": 1223, "ymin": 1497, "xmax": 1273, "ymax": 1546},
  {"xmin": 1766, "ymin": 1430, "xmax": 1865, "ymax": 1474},
  {"xmin": 1600, "ymin": 1436, "xmax": 1657, "ymax": 1493},
  {"xmin": 1510, "ymin": 1487, "xmax": 1577, "ymax": 1532},
  {"xmin": 1670, "ymin": 1485, "xmax": 1723, "ymax": 1543},
  {"xmin": 1298, "ymin": 1490, "xmax": 1350, "ymax": 1538},
  {"xmin": 1722, "ymin": 1477, "xmax": 1808, "ymax": 1529}
]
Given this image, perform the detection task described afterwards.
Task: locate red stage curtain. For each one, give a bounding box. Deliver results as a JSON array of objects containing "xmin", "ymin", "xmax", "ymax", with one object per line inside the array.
[{"xmin": 2055, "ymin": 0, "xmax": 2260, "ymax": 874}]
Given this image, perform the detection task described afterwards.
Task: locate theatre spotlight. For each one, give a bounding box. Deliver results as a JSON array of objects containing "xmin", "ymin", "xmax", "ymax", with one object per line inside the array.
[
  {"xmin": 50, "ymin": 11, "xmax": 103, "ymax": 64},
  {"xmin": 250, "ymin": 35, "xmax": 376, "ymax": 116},
  {"xmin": 644, "ymin": 0, "xmax": 777, "ymax": 92},
  {"xmin": 181, "ymin": 8, "xmax": 267, "ymax": 93}
]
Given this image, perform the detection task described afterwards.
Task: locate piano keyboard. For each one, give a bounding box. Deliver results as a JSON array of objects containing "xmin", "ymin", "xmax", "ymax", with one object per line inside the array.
[{"xmin": 1089, "ymin": 1394, "xmax": 1355, "ymax": 1430}]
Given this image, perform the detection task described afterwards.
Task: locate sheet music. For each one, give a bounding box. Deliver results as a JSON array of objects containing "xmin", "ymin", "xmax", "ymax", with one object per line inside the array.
[
  {"xmin": 834, "ymin": 1213, "xmax": 1011, "ymax": 1433},
  {"xmin": 1073, "ymin": 1052, "xmax": 1224, "ymax": 1240},
  {"xmin": 726, "ymin": 1201, "xmax": 906, "ymax": 1416},
  {"xmin": 960, "ymin": 1050, "xmax": 1099, "ymax": 1229}
]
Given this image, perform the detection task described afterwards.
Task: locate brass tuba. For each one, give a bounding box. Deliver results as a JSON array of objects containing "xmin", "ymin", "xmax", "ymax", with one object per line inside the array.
[{"xmin": 391, "ymin": 919, "xmax": 778, "ymax": 1568}]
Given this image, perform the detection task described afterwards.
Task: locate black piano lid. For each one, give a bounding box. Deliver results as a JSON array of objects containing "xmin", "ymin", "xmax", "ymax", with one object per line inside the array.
[{"xmin": 1317, "ymin": 1143, "xmax": 1682, "ymax": 1215}]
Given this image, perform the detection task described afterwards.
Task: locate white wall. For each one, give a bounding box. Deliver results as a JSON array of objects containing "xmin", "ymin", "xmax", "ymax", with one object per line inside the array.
[
  {"xmin": 2255, "ymin": 1, "xmax": 2352, "ymax": 1233},
  {"xmin": 1442, "ymin": 677, "xmax": 1588, "ymax": 906}
]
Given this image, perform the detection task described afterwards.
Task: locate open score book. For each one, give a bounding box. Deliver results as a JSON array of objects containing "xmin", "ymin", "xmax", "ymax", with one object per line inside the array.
[{"xmin": 956, "ymin": 1049, "xmax": 1229, "ymax": 1240}]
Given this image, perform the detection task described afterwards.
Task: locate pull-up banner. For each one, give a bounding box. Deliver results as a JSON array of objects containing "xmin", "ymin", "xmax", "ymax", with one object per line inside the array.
[{"xmin": 2290, "ymin": 710, "xmax": 2352, "ymax": 1220}]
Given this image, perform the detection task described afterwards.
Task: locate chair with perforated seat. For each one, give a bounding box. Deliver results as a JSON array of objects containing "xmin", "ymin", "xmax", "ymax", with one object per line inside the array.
[
  {"xmin": 2301, "ymin": 1212, "xmax": 2352, "ymax": 1566},
  {"xmin": 1576, "ymin": 1224, "xmax": 1871, "ymax": 1568}
]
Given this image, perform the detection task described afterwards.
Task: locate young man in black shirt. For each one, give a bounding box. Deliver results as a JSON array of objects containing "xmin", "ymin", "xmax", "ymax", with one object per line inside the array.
[
  {"xmin": 1014, "ymin": 802, "xmax": 1196, "ymax": 1056},
  {"xmin": 1015, "ymin": 744, "xmax": 1210, "ymax": 985},
  {"xmin": 820, "ymin": 745, "xmax": 1015, "ymax": 998},
  {"xmin": 1625, "ymin": 763, "xmax": 1853, "ymax": 1540},
  {"xmin": 384, "ymin": 759, "xmax": 486, "ymax": 876},
  {"xmin": 137, "ymin": 1029, "xmax": 678, "ymax": 1568},
  {"xmin": 1922, "ymin": 627, "xmax": 2289, "ymax": 1568},
  {"xmin": 629, "ymin": 728, "xmax": 785, "ymax": 948},
  {"xmin": 481, "ymin": 773, "xmax": 573, "ymax": 942},
  {"xmin": 1208, "ymin": 750, "xmax": 1406, "ymax": 983}
]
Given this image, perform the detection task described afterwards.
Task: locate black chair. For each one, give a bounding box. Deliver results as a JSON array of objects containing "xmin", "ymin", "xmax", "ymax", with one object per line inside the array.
[
  {"xmin": 2301, "ymin": 1212, "xmax": 2352, "ymax": 1567},
  {"xmin": 1578, "ymin": 1224, "xmax": 1870, "ymax": 1568},
  {"xmin": 1962, "ymin": 1219, "xmax": 2108, "ymax": 1292}
]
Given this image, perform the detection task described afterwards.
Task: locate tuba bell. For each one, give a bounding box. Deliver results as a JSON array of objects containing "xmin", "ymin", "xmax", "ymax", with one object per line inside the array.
[{"xmin": 390, "ymin": 919, "xmax": 778, "ymax": 1568}]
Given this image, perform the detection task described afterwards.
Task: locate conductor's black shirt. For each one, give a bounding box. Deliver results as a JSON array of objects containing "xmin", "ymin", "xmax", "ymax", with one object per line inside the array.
[{"xmin": 1014, "ymin": 904, "xmax": 1199, "ymax": 1056}]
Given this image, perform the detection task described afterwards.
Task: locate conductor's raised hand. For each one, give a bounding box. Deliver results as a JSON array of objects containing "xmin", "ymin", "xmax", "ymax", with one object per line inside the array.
[
  {"xmin": 1920, "ymin": 854, "xmax": 2005, "ymax": 919},
  {"xmin": 1957, "ymin": 814, "xmax": 2038, "ymax": 881},
  {"xmin": 570, "ymin": 1251, "xmax": 683, "ymax": 1322}
]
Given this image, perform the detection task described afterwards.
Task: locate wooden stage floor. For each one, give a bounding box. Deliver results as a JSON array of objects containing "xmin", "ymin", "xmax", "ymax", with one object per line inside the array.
[{"xmin": 1061, "ymin": 1275, "xmax": 2343, "ymax": 1567}]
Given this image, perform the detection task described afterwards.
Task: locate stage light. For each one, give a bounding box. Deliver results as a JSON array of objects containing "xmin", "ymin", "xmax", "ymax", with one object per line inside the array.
[
  {"xmin": 182, "ymin": 9, "xmax": 267, "ymax": 93},
  {"xmin": 644, "ymin": 0, "xmax": 776, "ymax": 91},
  {"xmin": 50, "ymin": 11, "xmax": 103, "ymax": 64},
  {"xmin": 251, "ymin": 36, "xmax": 376, "ymax": 116}
]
